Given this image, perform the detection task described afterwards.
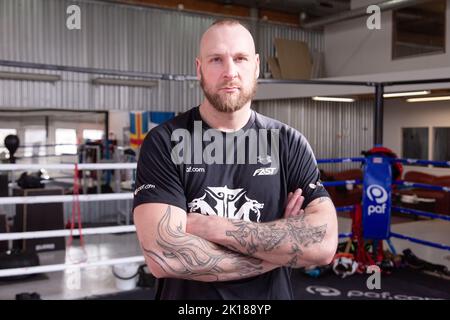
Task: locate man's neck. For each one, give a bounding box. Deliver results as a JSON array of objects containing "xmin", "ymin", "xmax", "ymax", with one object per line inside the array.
[{"xmin": 199, "ymin": 101, "xmax": 252, "ymax": 132}]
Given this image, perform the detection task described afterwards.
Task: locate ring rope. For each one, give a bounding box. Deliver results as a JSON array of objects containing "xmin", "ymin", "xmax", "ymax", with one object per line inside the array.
[{"xmin": 0, "ymin": 256, "xmax": 145, "ymax": 278}]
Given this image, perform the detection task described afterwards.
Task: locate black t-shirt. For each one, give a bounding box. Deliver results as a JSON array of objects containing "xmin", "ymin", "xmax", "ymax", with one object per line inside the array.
[{"xmin": 133, "ymin": 106, "xmax": 329, "ymax": 300}]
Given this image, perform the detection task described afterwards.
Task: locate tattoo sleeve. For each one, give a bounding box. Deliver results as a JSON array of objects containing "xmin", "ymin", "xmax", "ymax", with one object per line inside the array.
[
  {"xmin": 140, "ymin": 206, "xmax": 278, "ymax": 282},
  {"xmin": 222, "ymin": 197, "xmax": 334, "ymax": 268}
]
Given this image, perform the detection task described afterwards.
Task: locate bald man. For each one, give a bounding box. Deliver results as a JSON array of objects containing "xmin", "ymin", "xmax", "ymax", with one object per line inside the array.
[{"xmin": 133, "ymin": 20, "xmax": 338, "ymax": 300}]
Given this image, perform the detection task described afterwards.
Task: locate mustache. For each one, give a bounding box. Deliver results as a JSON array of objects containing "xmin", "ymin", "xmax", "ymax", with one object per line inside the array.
[{"xmin": 219, "ymin": 82, "xmax": 241, "ymax": 88}]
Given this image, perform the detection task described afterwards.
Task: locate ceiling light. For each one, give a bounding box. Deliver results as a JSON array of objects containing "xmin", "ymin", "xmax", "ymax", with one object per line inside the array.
[
  {"xmin": 0, "ymin": 71, "xmax": 61, "ymax": 82},
  {"xmin": 384, "ymin": 90, "xmax": 430, "ymax": 98},
  {"xmin": 407, "ymin": 96, "xmax": 450, "ymax": 102},
  {"xmin": 92, "ymin": 78, "xmax": 158, "ymax": 88},
  {"xmin": 312, "ymin": 96, "xmax": 355, "ymax": 102}
]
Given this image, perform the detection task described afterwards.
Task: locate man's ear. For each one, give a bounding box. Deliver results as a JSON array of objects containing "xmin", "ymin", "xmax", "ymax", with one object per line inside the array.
[
  {"xmin": 195, "ymin": 58, "xmax": 201, "ymax": 80},
  {"xmin": 255, "ymin": 54, "xmax": 260, "ymax": 79}
]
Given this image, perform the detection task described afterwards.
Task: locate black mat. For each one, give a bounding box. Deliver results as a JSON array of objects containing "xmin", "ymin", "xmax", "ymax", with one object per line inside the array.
[
  {"xmin": 292, "ymin": 268, "xmax": 450, "ymax": 300},
  {"xmin": 86, "ymin": 268, "xmax": 450, "ymax": 300}
]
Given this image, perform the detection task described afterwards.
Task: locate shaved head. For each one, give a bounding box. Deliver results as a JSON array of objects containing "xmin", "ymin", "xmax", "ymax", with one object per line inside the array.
[
  {"xmin": 196, "ymin": 20, "xmax": 259, "ymax": 113},
  {"xmin": 199, "ymin": 20, "xmax": 256, "ymax": 59}
]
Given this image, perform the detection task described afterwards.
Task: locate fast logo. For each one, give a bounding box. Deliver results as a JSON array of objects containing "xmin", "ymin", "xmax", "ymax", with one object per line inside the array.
[{"xmin": 253, "ymin": 167, "xmax": 277, "ymax": 176}]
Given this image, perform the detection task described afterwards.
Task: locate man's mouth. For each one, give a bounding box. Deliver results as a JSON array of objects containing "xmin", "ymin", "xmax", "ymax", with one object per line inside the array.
[{"xmin": 220, "ymin": 86, "xmax": 240, "ymax": 92}]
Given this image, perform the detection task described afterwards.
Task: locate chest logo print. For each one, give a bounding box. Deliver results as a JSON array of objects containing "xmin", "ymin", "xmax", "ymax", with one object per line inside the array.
[{"xmin": 188, "ymin": 186, "xmax": 264, "ymax": 222}]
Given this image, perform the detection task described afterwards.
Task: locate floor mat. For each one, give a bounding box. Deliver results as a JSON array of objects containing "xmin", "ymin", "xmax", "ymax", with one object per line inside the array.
[
  {"xmin": 86, "ymin": 268, "xmax": 450, "ymax": 300},
  {"xmin": 292, "ymin": 268, "xmax": 450, "ymax": 300}
]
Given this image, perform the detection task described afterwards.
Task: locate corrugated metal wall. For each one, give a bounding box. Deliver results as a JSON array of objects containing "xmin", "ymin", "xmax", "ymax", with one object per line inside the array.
[
  {"xmin": 0, "ymin": 0, "xmax": 323, "ymax": 112},
  {"xmin": 0, "ymin": 0, "xmax": 209, "ymax": 111},
  {"xmin": 254, "ymin": 98, "xmax": 374, "ymax": 172},
  {"xmin": 0, "ymin": 0, "xmax": 373, "ymax": 223}
]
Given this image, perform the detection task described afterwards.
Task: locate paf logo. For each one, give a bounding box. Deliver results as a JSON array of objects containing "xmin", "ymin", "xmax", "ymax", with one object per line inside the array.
[{"xmin": 367, "ymin": 184, "xmax": 388, "ymax": 216}]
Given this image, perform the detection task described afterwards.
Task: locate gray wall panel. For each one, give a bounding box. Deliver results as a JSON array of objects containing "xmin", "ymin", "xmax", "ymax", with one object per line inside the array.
[
  {"xmin": 0, "ymin": 0, "xmax": 323, "ymax": 112},
  {"xmin": 254, "ymin": 98, "xmax": 374, "ymax": 171}
]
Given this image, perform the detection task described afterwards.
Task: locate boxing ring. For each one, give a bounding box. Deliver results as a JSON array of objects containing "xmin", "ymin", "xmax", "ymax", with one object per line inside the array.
[
  {"xmin": 1, "ymin": 153, "xmax": 448, "ymax": 281},
  {"xmin": 318, "ymin": 155, "xmax": 450, "ymax": 272},
  {"xmin": 0, "ymin": 162, "xmax": 143, "ymax": 279}
]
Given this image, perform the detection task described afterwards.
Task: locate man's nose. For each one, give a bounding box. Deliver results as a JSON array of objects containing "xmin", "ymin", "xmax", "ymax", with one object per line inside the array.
[{"xmin": 223, "ymin": 58, "xmax": 238, "ymax": 80}]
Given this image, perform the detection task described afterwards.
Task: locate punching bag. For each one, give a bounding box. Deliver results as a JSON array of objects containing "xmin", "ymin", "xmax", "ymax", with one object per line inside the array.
[{"xmin": 4, "ymin": 135, "xmax": 20, "ymax": 164}]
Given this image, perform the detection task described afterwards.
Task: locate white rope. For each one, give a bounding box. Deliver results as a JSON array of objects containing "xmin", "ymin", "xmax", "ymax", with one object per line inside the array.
[
  {"xmin": 0, "ymin": 256, "xmax": 145, "ymax": 277},
  {"xmin": 0, "ymin": 192, "xmax": 133, "ymax": 205},
  {"xmin": 0, "ymin": 225, "xmax": 136, "ymax": 241},
  {"xmin": 0, "ymin": 163, "xmax": 137, "ymax": 171}
]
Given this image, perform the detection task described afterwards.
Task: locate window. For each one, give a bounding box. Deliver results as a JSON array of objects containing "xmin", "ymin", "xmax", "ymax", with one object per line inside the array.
[
  {"xmin": 0, "ymin": 128, "xmax": 18, "ymax": 157},
  {"xmin": 393, "ymin": 0, "xmax": 446, "ymax": 59},
  {"xmin": 402, "ymin": 127, "xmax": 428, "ymax": 159},
  {"xmin": 24, "ymin": 128, "xmax": 46, "ymax": 157},
  {"xmin": 83, "ymin": 129, "xmax": 104, "ymax": 141},
  {"xmin": 55, "ymin": 128, "xmax": 77, "ymax": 155},
  {"xmin": 433, "ymin": 127, "xmax": 450, "ymax": 162}
]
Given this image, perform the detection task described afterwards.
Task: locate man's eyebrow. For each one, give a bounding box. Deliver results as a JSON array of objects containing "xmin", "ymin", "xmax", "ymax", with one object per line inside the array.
[
  {"xmin": 205, "ymin": 52, "xmax": 250, "ymax": 58},
  {"xmin": 206, "ymin": 53, "xmax": 223, "ymax": 58},
  {"xmin": 234, "ymin": 52, "xmax": 250, "ymax": 57}
]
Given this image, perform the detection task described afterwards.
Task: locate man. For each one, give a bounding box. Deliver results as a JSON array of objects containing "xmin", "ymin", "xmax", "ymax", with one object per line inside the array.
[{"xmin": 133, "ymin": 19, "xmax": 338, "ymax": 300}]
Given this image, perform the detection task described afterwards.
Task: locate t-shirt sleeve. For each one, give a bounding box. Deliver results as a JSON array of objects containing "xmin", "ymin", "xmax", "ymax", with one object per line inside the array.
[
  {"xmin": 287, "ymin": 130, "xmax": 330, "ymax": 209},
  {"xmin": 133, "ymin": 127, "xmax": 187, "ymax": 212}
]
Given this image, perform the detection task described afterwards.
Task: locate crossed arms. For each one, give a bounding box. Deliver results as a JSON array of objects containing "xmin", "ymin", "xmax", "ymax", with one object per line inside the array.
[{"xmin": 133, "ymin": 189, "xmax": 338, "ymax": 282}]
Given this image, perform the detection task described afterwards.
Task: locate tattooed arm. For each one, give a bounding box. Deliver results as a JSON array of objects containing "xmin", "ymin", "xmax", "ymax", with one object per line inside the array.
[
  {"xmin": 133, "ymin": 203, "xmax": 280, "ymax": 282},
  {"xmin": 186, "ymin": 195, "xmax": 338, "ymax": 268}
]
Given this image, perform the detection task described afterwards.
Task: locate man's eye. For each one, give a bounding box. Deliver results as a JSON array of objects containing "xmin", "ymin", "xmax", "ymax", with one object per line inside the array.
[
  {"xmin": 235, "ymin": 57, "xmax": 247, "ymax": 62},
  {"xmin": 211, "ymin": 57, "xmax": 221, "ymax": 63}
]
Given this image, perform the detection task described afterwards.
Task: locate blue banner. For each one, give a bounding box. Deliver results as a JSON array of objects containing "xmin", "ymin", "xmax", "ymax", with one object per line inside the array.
[
  {"xmin": 362, "ymin": 156, "xmax": 392, "ymax": 239},
  {"xmin": 149, "ymin": 111, "xmax": 175, "ymax": 129}
]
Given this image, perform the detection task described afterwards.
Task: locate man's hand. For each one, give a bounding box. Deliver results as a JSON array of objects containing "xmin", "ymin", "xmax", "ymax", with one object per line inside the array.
[{"xmin": 284, "ymin": 188, "xmax": 305, "ymax": 219}]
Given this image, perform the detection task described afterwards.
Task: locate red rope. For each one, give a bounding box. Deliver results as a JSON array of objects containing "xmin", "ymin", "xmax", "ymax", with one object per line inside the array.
[{"xmin": 351, "ymin": 204, "xmax": 385, "ymax": 270}]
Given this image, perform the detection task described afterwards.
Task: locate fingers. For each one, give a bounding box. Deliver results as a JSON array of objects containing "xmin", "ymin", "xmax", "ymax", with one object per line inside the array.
[
  {"xmin": 285, "ymin": 189, "xmax": 301, "ymax": 213},
  {"xmin": 293, "ymin": 194, "xmax": 305, "ymax": 216},
  {"xmin": 284, "ymin": 189, "xmax": 305, "ymax": 218},
  {"xmin": 287, "ymin": 191, "xmax": 293, "ymax": 201}
]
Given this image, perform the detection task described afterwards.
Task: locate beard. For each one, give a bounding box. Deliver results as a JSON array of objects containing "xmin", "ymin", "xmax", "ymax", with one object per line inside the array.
[{"xmin": 200, "ymin": 69, "xmax": 257, "ymax": 113}]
